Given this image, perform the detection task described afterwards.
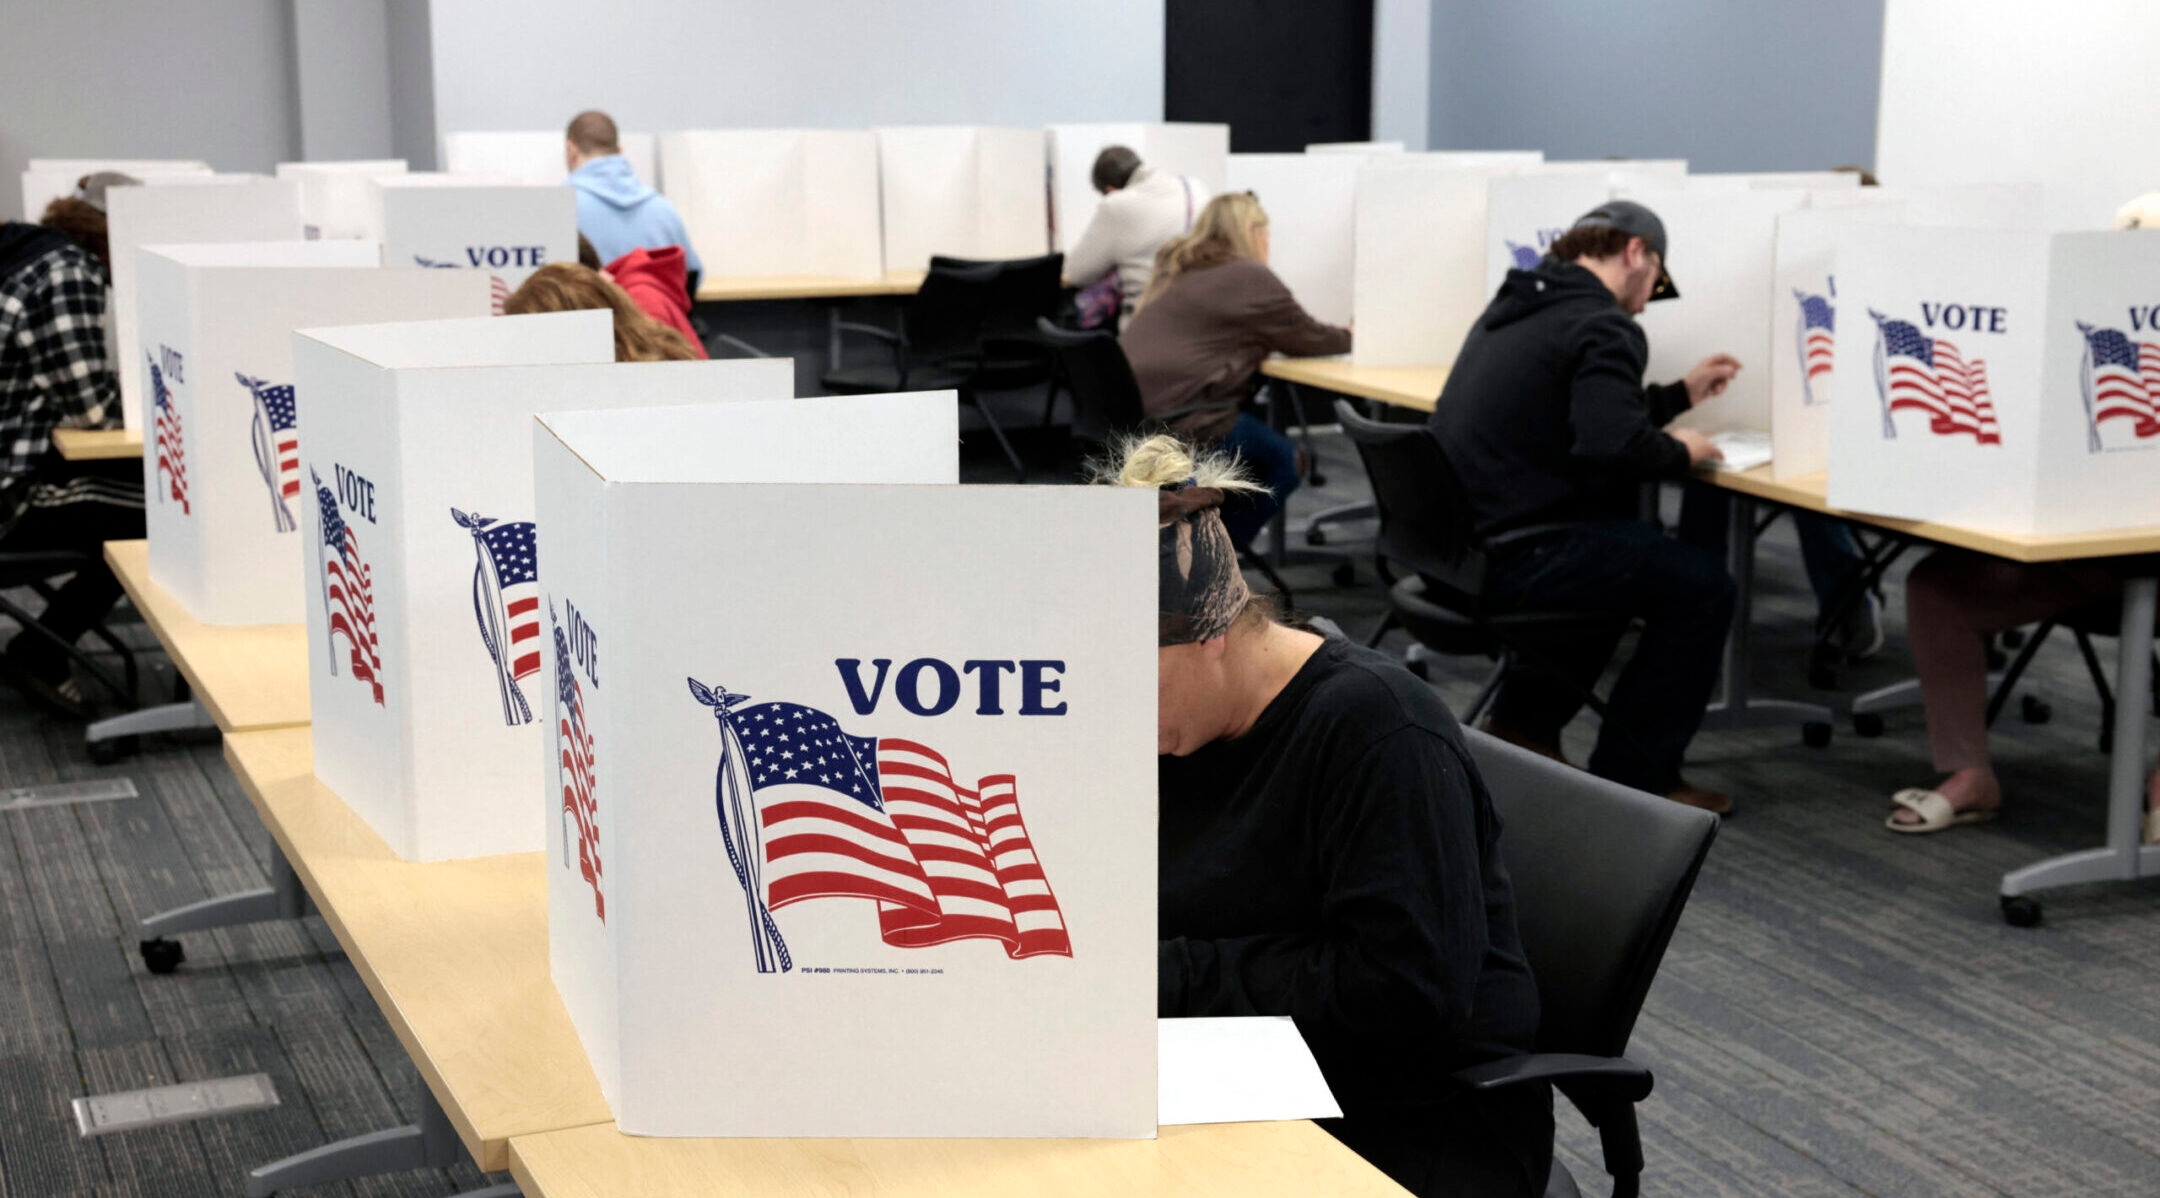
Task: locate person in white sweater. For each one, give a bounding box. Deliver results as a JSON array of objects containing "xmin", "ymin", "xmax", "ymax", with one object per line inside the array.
[{"xmin": 1063, "ymin": 146, "xmax": 1211, "ymax": 329}]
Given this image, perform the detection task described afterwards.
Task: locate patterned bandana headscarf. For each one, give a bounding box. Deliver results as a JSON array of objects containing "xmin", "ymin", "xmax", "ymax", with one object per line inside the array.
[{"xmin": 1158, "ymin": 480, "xmax": 1250, "ymax": 646}]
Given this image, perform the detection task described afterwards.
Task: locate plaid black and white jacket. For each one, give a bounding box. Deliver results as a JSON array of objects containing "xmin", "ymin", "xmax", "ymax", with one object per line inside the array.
[{"xmin": 0, "ymin": 227, "xmax": 137, "ymax": 535}]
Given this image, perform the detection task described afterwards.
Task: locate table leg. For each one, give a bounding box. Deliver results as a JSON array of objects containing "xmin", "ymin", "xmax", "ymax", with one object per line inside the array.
[
  {"xmin": 2001, "ymin": 574, "xmax": 2160, "ymax": 901},
  {"xmin": 1698, "ymin": 493, "xmax": 1835, "ymax": 732},
  {"xmin": 138, "ymin": 845, "xmax": 311, "ymax": 975},
  {"xmin": 244, "ymin": 1081, "xmax": 462, "ymax": 1197},
  {"xmin": 826, "ymin": 305, "xmax": 843, "ymax": 373}
]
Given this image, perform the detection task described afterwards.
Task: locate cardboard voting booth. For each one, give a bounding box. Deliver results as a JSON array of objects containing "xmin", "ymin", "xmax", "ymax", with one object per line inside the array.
[
  {"xmin": 276, "ymin": 160, "xmax": 408, "ymax": 239},
  {"xmin": 1827, "ymin": 227, "xmax": 2160, "ymax": 535},
  {"xmin": 443, "ymin": 130, "xmax": 659, "ymax": 188},
  {"xmin": 363, "ymin": 175, "xmax": 578, "ymax": 312},
  {"xmin": 533, "ymin": 394, "xmax": 1157, "ymax": 1137},
  {"xmin": 294, "ymin": 311, "xmax": 793, "ymax": 863},
  {"xmin": 20, "ymin": 158, "xmax": 210, "ymax": 222},
  {"xmin": 1615, "ymin": 186, "xmax": 1808, "ymax": 434},
  {"xmin": 109, "ymin": 178, "xmax": 303, "ymax": 430},
  {"xmin": 1769, "ymin": 203, "xmax": 1908, "ymax": 478},
  {"xmin": 1351, "ymin": 158, "xmax": 1538, "ymax": 366},
  {"xmin": 137, "ymin": 242, "xmax": 491, "ymax": 626},
  {"xmin": 874, "ymin": 127, "xmax": 1049, "ymax": 273},
  {"xmin": 1306, "ymin": 141, "xmax": 1403, "ymax": 155},
  {"xmin": 658, "ymin": 130, "xmax": 882, "ymax": 278},
  {"xmin": 1686, "ymin": 171, "xmax": 1862, "ymax": 193},
  {"xmin": 1048, "ymin": 123, "xmax": 1229, "ymax": 252},
  {"xmin": 1224, "ymin": 153, "xmax": 1362, "ymax": 326}
]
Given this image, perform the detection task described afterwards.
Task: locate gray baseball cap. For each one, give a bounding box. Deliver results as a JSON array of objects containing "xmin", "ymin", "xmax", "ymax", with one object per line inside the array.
[{"xmin": 1568, "ymin": 199, "xmax": 1678, "ymax": 300}]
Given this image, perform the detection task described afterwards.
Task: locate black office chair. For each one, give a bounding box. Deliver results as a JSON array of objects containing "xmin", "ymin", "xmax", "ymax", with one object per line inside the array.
[
  {"xmin": 1984, "ymin": 593, "xmax": 2160, "ymax": 753},
  {"xmin": 931, "ymin": 253, "xmax": 1065, "ymax": 398},
  {"xmin": 1035, "ymin": 318, "xmax": 1296, "ymax": 603},
  {"xmin": 0, "ymin": 549, "xmax": 141, "ymax": 717},
  {"xmin": 821, "ymin": 261, "xmax": 1029, "ymax": 480},
  {"xmin": 1335, "ymin": 399, "xmax": 1634, "ymax": 735},
  {"xmin": 1460, "ymin": 728, "xmax": 1720, "ymax": 1198}
]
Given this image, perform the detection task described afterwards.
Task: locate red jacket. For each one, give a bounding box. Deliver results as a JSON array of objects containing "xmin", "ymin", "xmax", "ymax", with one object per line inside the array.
[{"xmin": 605, "ymin": 246, "xmax": 706, "ymax": 359}]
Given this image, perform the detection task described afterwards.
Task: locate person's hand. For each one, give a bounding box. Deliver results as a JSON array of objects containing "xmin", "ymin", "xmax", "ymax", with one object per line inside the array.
[
  {"xmin": 1671, "ymin": 427, "xmax": 1722, "ymax": 467},
  {"xmin": 1684, "ymin": 354, "xmax": 1742, "ymax": 405}
]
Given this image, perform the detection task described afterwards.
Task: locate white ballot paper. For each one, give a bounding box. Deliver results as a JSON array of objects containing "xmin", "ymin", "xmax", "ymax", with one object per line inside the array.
[
  {"xmin": 1706, "ymin": 430, "xmax": 1774, "ymax": 473},
  {"xmin": 1158, "ymin": 1017, "xmax": 1342, "ymax": 1125}
]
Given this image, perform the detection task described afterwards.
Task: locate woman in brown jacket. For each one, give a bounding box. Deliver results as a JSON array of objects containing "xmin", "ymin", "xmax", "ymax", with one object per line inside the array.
[{"xmin": 1121, "ymin": 192, "xmax": 1351, "ymax": 548}]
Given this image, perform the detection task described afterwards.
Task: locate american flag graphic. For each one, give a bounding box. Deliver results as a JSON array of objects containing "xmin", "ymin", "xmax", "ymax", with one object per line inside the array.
[
  {"xmin": 239, "ymin": 374, "xmax": 300, "ymax": 532},
  {"xmin": 1869, "ymin": 311, "xmax": 2002, "ymax": 445},
  {"xmin": 149, "ymin": 352, "xmax": 189, "ymax": 514},
  {"xmin": 2077, "ymin": 322, "xmax": 2160, "ymax": 452},
  {"xmin": 554, "ymin": 608, "xmax": 603, "ymax": 921},
  {"xmin": 688, "ymin": 678, "xmax": 1072, "ymax": 974},
  {"xmin": 313, "ymin": 469, "xmax": 384, "ymax": 706},
  {"xmin": 452, "ymin": 509, "xmax": 540, "ymax": 726},
  {"xmin": 1506, "ymin": 240, "xmax": 1541, "ymax": 271},
  {"xmin": 414, "ymin": 254, "xmax": 510, "ymax": 315},
  {"xmin": 1794, "ymin": 285, "xmax": 1835, "ymax": 407}
]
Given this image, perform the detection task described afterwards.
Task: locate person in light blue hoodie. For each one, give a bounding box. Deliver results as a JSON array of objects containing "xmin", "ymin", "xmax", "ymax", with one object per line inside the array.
[{"xmin": 564, "ymin": 110, "xmax": 703, "ymax": 298}]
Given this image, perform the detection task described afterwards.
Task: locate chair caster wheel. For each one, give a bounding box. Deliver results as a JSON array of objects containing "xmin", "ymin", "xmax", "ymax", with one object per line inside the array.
[
  {"xmin": 2001, "ymin": 628, "xmax": 2026, "ymax": 650},
  {"xmin": 1853, "ymin": 713, "xmax": 1885, "ymax": 738},
  {"xmin": 2019, "ymin": 695, "xmax": 2052, "ymax": 725},
  {"xmin": 140, "ymin": 937, "xmax": 185, "ymax": 974},
  {"xmin": 2000, "ymin": 895, "xmax": 2042, "ymax": 928},
  {"xmin": 1802, "ymin": 722, "xmax": 1832, "ymax": 748},
  {"xmin": 1305, "ymin": 526, "xmax": 1327, "ymax": 546},
  {"xmin": 1309, "ymin": 471, "xmax": 1328, "ymax": 488},
  {"xmin": 1331, "ymin": 561, "xmax": 1356, "ymax": 588},
  {"xmin": 1405, "ymin": 658, "xmax": 1429, "ymax": 681},
  {"xmin": 87, "ymin": 735, "xmax": 135, "ymax": 765}
]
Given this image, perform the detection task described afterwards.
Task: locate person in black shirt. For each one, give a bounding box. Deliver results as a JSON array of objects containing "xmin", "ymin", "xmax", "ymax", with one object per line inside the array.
[
  {"xmin": 1428, "ymin": 200, "xmax": 1738, "ymax": 814},
  {"xmin": 1112, "ymin": 434, "xmax": 1551, "ymax": 1198}
]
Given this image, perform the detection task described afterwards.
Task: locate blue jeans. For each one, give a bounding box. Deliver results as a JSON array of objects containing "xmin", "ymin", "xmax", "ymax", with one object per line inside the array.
[
  {"xmin": 1218, "ymin": 412, "xmax": 1300, "ymax": 551},
  {"xmin": 1485, "ymin": 520, "xmax": 1737, "ymax": 794},
  {"xmin": 1677, "ymin": 487, "xmax": 1862, "ymax": 614}
]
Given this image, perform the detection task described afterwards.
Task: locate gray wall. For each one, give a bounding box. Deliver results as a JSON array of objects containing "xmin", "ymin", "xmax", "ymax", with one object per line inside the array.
[
  {"xmin": 425, "ymin": 0, "xmax": 1163, "ymax": 143},
  {"xmin": 0, "ymin": 1, "xmax": 301, "ymax": 220},
  {"xmin": 294, "ymin": 0, "xmax": 394, "ymax": 161},
  {"xmin": 384, "ymin": 0, "xmax": 438, "ymax": 170},
  {"xmin": 1428, "ymin": 0, "xmax": 1885, "ymax": 171}
]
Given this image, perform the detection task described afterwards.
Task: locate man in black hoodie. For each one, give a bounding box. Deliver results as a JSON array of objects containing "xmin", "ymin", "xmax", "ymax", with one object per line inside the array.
[{"xmin": 1428, "ymin": 201, "xmax": 1739, "ymax": 813}]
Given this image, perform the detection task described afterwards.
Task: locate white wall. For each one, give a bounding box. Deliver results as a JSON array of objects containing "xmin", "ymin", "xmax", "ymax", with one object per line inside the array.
[
  {"xmin": 426, "ymin": 0, "xmax": 1162, "ymax": 144},
  {"xmin": 0, "ymin": 1, "xmax": 300, "ymax": 220},
  {"xmin": 294, "ymin": 0, "xmax": 394, "ymax": 160},
  {"xmin": 1876, "ymin": 0, "xmax": 2160, "ymax": 230},
  {"xmin": 1372, "ymin": 0, "xmax": 1431, "ymax": 151}
]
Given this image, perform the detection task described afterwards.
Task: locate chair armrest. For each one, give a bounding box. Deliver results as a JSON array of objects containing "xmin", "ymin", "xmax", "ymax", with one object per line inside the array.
[
  {"xmin": 1482, "ymin": 521, "xmax": 1615, "ymax": 552},
  {"xmin": 1450, "ymin": 1053, "xmax": 1652, "ymax": 1103}
]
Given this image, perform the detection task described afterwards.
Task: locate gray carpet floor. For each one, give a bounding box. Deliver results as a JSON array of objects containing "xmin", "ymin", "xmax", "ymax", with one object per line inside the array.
[{"xmin": 1, "ymin": 419, "xmax": 2155, "ymax": 1196}]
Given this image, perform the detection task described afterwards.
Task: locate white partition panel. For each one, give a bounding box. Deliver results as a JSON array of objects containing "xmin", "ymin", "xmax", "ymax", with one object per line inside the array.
[
  {"xmin": 1224, "ymin": 153, "xmax": 1362, "ymax": 326},
  {"xmin": 875, "ymin": 126, "xmax": 1049, "ymax": 272},
  {"xmin": 277, "ymin": 160, "xmax": 408, "ymax": 239},
  {"xmin": 443, "ymin": 130, "xmax": 659, "ymax": 187},
  {"xmin": 1351, "ymin": 159, "xmax": 1537, "ymax": 366},
  {"xmin": 21, "ymin": 158, "xmax": 211, "ymax": 222},
  {"xmin": 658, "ymin": 130, "xmax": 882, "ymax": 277}
]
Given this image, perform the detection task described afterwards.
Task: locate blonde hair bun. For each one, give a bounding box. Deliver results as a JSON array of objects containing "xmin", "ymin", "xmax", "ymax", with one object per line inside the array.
[{"xmin": 1099, "ymin": 433, "xmax": 1264, "ymax": 493}]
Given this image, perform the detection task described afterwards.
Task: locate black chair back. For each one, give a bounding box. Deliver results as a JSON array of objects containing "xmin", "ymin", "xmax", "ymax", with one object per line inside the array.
[
  {"xmin": 904, "ymin": 262, "xmax": 1002, "ymax": 364},
  {"xmin": 935, "ymin": 253, "xmax": 1066, "ymax": 341},
  {"xmin": 1465, "ymin": 729, "xmax": 1718, "ymax": 1058},
  {"xmin": 1036, "ymin": 318, "xmax": 1148, "ymax": 442},
  {"xmin": 1334, "ymin": 399, "xmax": 1489, "ymax": 597}
]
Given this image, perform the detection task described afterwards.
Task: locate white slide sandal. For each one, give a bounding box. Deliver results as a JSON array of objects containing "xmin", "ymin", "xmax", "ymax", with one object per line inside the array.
[{"xmin": 1886, "ymin": 788, "xmax": 2000, "ymax": 834}]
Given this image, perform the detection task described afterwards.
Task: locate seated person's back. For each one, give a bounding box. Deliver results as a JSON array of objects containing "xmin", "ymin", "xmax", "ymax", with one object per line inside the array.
[
  {"xmin": 563, "ymin": 109, "xmax": 702, "ymax": 291},
  {"xmin": 1063, "ymin": 145, "xmax": 1209, "ymax": 328},
  {"xmin": 1122, "ymin": 436, "xmax": 1552, "ymax": 1198}
]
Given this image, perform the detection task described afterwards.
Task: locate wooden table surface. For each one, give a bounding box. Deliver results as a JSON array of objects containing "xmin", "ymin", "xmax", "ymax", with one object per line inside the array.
[
  {"xmin": 103, "ymin": 539, "xmax": 310, "ymax": 732},
  {"xmin": 695, "ymin": 270, "xmax": 925, "ymax": 303},
  {"xmin": 1703, "ymin": 466, "xmax": 2160, "ymax": 564},
  {"xmin": 53, "ymin": 427, "xmax": 144, "ymax": 461},
  {"xmin": 506, "ymin": 1116, "xmax": 1408, "ymax": 1198},
  {"xmin": 1261, "ymin": 357, "xmax": 1450, "ymax": 413},
  {"xmin": 221, "ymin": 727, "xmax": 613, "ymax": 1171}
]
